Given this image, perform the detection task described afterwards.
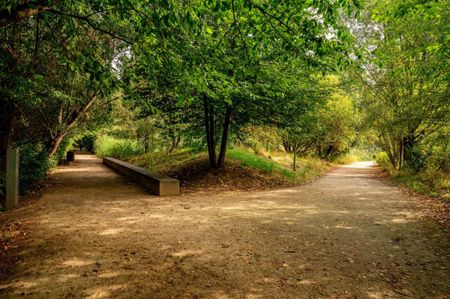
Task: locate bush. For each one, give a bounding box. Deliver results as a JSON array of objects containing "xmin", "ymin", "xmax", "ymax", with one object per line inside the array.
[
  {"xmin": 376, "ymin": 152, "xmax": 393, "ymax": 172},
  {"xmin": 94, "ymin": 135, "xmax": 144, "ymax": 159},
  {"xmin": 405, "ymin": 146, "xmax": 426, "ymax": 171},
  {"xmin": 19, "ymin": 143, "xmax": 55, "ymax": 195},
  {"xmin": 377, "ymin": 150, "xmax": 450, "ymax": 201},
  {"xmin": 54, "ymin": 136, "xmax": 74, "ymax": 161},
  {"xmin": 75, "ymin": 134, "xmax": 96, "ymax": 152}
]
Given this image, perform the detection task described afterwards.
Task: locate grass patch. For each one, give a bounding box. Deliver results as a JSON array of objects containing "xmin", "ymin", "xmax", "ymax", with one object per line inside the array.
[
  {"xmin": 94, "ymin": 135, "xmax": 144, "ymax": 160},
  {"xmin": 227, "ymin": 148, "xmax": 296, "ymax": 179},
  {"xmin": 392, "ymin": 170, "xmax": 450, "ymax": 201},
  {"xmin": 227, "ymin": 148, "xmax": 331, "ymax": 184},
  {"xmin": 376, "ymin": 152, "xmax": 450, "ymax": 201},
  {"xmin": 127, "ymin": 148, "xmax": 203, "ymax": 173}
]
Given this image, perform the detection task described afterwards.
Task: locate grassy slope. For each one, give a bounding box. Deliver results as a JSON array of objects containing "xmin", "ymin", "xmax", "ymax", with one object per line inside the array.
[
  {"xmin": 227, "ymin": 149, "xmax": 331, "ymax": 183},
  {"xmin": 126, "ymin": 148, "xmax": 332, "ymax": 192}
]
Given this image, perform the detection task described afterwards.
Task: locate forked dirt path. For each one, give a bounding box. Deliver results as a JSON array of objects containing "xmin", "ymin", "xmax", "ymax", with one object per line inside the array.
[{"xmin": 0, "ymin": 154, "xmax": 449, "ymax": 298}]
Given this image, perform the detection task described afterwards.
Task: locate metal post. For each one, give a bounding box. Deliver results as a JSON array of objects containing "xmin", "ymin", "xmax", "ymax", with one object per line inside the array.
[{"xmin": 5, "ymin": 147, "xmax": 19, "ymax": 210}]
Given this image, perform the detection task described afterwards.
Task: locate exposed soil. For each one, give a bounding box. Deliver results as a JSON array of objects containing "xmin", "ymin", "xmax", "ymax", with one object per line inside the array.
[
  {"xmin": 167, "ymin": 158, "xmax": 291, "ymax": 193},
  {"xmin": 0, "ymin": 154, "xmax": 449, "ymax": 298}
]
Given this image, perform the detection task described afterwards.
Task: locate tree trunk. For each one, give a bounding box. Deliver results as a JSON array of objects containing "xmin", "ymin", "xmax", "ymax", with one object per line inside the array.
[
  {"xmin": 203, "ymin": 95, "xmax": 217, "ymax": 168},
  {"xmin": 217, "ymin": 105, "xmax": 232, "ymax": 168},
  {"xmin": 0, "ymin": 0, "xmax": 51, "ymax": 27},
  {"xmin": 283, "ymin": 141, "xmax": 292, "ymax": 153},
  {"xmin": 402, "ymin": 135, "xmax": 416, "ymax": 169},
  {"xmin": 0, "ymin": 102, "xmax": 15, "ymax": 176},
  {"xmin": 45, "ymin": 91, "xmax": 98, "ymax": 158},
  {"xmin": 169, "ymin": 135, "xmax": 181, "ymax": 153},
  {"xmin": 46, "ymin": 133, "xmax": 66, "ymax": 158}
]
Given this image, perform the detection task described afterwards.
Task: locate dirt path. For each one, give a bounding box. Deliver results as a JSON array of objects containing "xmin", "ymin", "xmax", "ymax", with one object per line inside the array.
[{"xmin": 0, "ymin": 154, "xmax": 449, "ymax": 299}]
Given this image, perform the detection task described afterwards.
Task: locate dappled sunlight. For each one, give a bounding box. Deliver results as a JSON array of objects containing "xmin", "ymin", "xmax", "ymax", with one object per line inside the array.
[
  {"xmin": 10, "ymin": 280, "xmax": 40, "ymax": 289},
  {"xmin": 244, "ymin": 293, "xmax": 264, "ymax": 299},
  {"xmin": 3, "ymin": 154, "xmax": 447, "ymax": 299},
  {"xmin": 212, "ymin": 291, "xmax": 233, "ymax": 299},
  {"xmin": 171, "ymin": 249, "xmax": 204, "ymax": 258},
  {"xmin": 367, "ymin": 291, "xmax": 389, "ymax": 299},
  {"xmin": 116, "ymin": 216, "xmax": 140, "ymax": 222},
  {"xmin": 57, "ymin": 273, "xmax": 80, "ymax": 282},
  {"xmin": 333, "ymin": 225, "xmax": 354, "ymax": 230},
  {"xmin": 85, "ymin": 284, "xmax": 126, "ymax": 299},
  {"xmin": 54, "ymin": 167, "xmax": 105, "ymax": 174},
  {"xmin": 391, "ymin": 218, "xmax": 411, "ymax": 224},
  {"xmin": 98, "ymin": 271, "xmax": 121, "ymax": 279},
  {"xmin": 62, "ymin": 257, "xmax": 95, "ymax": 267},
  {"xmin": 98, "ymin": 228, "xmax": 125, "ymax": 236},
  {"xmin": 297, "ymin": 279, "xmax": 317, "ymax": 285}
]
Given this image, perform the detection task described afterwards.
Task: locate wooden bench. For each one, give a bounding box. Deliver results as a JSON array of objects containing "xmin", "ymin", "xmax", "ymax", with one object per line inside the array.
[{"xmin": 103, "ymin": 157, "xmax": 180, "ymax": 196}]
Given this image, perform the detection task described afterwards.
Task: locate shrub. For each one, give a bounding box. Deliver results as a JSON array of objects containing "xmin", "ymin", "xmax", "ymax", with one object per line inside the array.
[
  {"xmin": 75, "ymin": 134, "xmax": 96, "ymax": 152},
  {"xmin": 94, "ymin": 135, "xmax": 144, "ymax": 159},
  {"xmin": 376, "ymin": 152, "xmax": 393, "ymax": 172},
  {"xmin": 19, "ymin": 143, "xmax": 55, "ymax": 195},
  {"xmin": 54, "ymin": 136, "xmax": 74, "ymax": 161}
]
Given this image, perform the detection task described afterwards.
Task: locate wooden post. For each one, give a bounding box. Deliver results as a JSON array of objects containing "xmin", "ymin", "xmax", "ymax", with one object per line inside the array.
[
  {"xmin": 5, "ymin": 147, "xmax": 19, "ymax": 210},
  {"xmin": 293, "ymin": 144, "xmax": 297, "ymax": 171}
]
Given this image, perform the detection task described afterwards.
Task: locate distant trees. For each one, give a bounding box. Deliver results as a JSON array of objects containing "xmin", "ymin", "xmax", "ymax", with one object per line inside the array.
[{"xmin": 280, "ymin": 76, "xmax": 359, "ymax": 163}]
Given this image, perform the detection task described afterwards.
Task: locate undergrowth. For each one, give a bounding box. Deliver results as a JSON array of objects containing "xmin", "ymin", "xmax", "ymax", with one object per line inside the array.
[
  {"xmin": 376, "ymin": 152, "xmax": 450, "ymax": 201},
  {"xmin": 94, "ymin": 135, "xmax": 144, "ymax": 159},
  {"xmin": 128, "ymin": 147, "xmax": 332, "ymax": 186}
]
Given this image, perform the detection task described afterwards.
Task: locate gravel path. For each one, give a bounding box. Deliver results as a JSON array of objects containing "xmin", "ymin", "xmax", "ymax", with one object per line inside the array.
[{"xmin": 0, "ymin": 154, "xmax": 448, "ymax": 298}]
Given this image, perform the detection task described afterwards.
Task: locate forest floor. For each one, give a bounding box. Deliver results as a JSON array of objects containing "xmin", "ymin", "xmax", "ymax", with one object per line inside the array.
[{"xmin": 0, "ymin": 153, "xmax": 449, "ymax": 298}]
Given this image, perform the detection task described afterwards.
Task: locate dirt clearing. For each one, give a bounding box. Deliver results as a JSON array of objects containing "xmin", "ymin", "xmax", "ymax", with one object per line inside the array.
[{"xmin": 0, "ymin": 154, "xmax": 449, "ymax": 298}]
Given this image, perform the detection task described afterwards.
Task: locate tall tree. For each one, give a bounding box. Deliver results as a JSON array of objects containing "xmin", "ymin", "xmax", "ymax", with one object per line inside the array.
[
  {"xmin": 354, "ymin": 0, "xmax": 449, "ymax": 169},
  {"xmin": 125, "ymin": 0, "xmax": 358, "ymax": 168}
]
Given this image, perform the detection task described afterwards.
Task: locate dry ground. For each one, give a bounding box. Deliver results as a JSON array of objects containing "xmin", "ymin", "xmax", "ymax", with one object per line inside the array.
[{"xmin": 0, "ymin": 154, "xmax": 449, "ymax": 298}]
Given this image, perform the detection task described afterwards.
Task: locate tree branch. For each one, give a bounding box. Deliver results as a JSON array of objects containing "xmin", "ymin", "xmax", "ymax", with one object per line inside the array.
[
  {"xmin": 48, "ymin": 9, "xmax": 133, "ymax": 44},
  {"xmin": 0, "ymin": 0, "xmax": 51, "ymax": 27}
]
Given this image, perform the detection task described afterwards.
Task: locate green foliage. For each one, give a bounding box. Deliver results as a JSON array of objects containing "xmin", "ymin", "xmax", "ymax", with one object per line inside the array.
[
  {"xmin": 94, "ymin": 135, "xmax": 144, "ymax": 160},
  {"xmin": 238, "ymin": 126, "xmax": 282, "ymax": 152},
  {"xmin": 75, "ymin": 134, "xmax": 96, "ymax": 152},
  {"xmin": 393, "ymin": 170, "xmax": 450, "ymax": 201},
  {"xmin": 377, "ymin": 151, "xmax": 450, "ymax": 200},
  {"xmin": 54, "ymin": 137, "xmax": 74, "ymax": 161},
  {"xmin": 228, "ymin": 148, "xmax": 332, "ymax": 183},
  {"xmin": 228, "ymin": 148, "xmax": 296, "ymax": 179},
  {"xmin": 18, "ymin": 143, "xmax": 55, "ymax": 195},
  {"xmin": 376, "ymin": 152, "xmax": 393, "ymax": 172},
  {"xmin": 281, "ymin": 76, "xmax": 360, "ymax": 161},
  {"xmin": 355, "ymin": 0, "xmax": 449, "ymax": 170},
  {"xmin": 122, "ymin": 0, "xmax": 359, "ymax": 168},
  {"xmin": 127, "ymin": 148, "xmax": 203, "ymax": 173}
]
